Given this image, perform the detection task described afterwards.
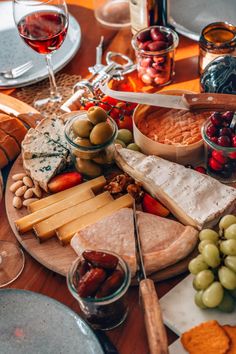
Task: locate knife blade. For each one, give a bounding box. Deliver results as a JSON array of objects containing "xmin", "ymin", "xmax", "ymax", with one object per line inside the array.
[
  {"xmin": 133, "ymin": 202, "xmax": 168, "ymax": 354},
  {"xmin": 0, "ymin": 103, "xmax": 19, "ymax": 116},
  {"xmin": 100, "ymin": 82, "xmax": 236, "ymax": 111}
]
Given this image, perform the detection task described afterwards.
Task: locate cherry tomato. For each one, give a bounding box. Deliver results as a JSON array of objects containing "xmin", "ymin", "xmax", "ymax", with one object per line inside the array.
[
  {"xmin": 101, "ymin": 96, "xmax": 118, "ymax": 106},
  {"xmin": 117, "ymin": 115, "xmax": 133, "ymax": 131},
  {"xmin": 109, "ymin": 107, "xmax": 120, "ymax": 120},
  {"xmin": 124, "ymin": 102, "xmax": 138, "ymax": 113},
  {"xmin": 83, "ymin": 102, "xmax": 95, "ymax": 110},
  {"xmin": 98, "ymin": 101, "xmax": 110, "ymax": 111}
]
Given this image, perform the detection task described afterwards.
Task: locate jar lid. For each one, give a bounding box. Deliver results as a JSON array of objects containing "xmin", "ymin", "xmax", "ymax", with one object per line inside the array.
[{"xmin": 200, "ymin": 22, "xmax": 236, "ymax": 49}]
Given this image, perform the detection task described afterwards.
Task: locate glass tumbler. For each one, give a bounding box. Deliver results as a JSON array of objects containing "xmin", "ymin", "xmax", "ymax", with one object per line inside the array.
[
  {"xmin": 93, "ymin": 0, "xmax": 130, "ymax": 28},
  {"xmin": 67, "ymin": 251, "xmax": 131, "ymax": 330},
  {"xmin": 132, "ymin": 26, "xmax": 179, "ymax": 86}
]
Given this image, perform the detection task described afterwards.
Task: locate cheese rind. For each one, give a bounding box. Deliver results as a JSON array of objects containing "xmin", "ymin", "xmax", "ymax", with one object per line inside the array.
[
  {"xmin": 15, "ymin": 189, "xmax": 94, "ymax": 233},
  {"xmin": 28, "ymin": 176, "xmax": 106, "ymax": 212},
  {"xmin": 115, "ymin": 148, "xmax": 236, "ymax": 229},
  {"xmin": 34, "ymin": 192, "xmax": 113, "ymax": 240},
  {"xmin": 57, "ymin": 193, "xmax": 134, "ymax": 244}
]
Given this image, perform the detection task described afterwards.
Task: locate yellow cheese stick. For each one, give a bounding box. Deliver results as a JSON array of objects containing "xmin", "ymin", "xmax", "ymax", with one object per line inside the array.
[
  {"xmin": 28, "ymin": 175, "xmax": 106, "ymax": 212},
  {"xmin": 57, "ymin": 194, "xmax": 134, "ymax": 245},
  {"xmin": 34, "ymin": 192, "xmax": 113, "ymax": 241},
  {"xmin": 15, "ymin": 189, "xmax": 94, "ymax": 233}
]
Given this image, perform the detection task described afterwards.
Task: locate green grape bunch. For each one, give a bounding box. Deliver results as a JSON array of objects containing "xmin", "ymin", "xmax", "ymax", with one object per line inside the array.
[{"xmin": 188, "ymin": 214, "xmax": 236, "ymax": 313}]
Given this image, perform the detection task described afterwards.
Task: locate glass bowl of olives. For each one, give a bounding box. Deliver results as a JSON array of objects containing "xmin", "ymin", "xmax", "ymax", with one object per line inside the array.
[{"xmin": 64, "ymin": 108, "xmax": 118, "ymax": 178}]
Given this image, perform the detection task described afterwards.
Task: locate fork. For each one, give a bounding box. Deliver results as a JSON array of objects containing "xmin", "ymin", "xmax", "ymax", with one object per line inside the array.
[{"xmin": 0, "ymin": 61, "xmax": 33, "ymax": 79}]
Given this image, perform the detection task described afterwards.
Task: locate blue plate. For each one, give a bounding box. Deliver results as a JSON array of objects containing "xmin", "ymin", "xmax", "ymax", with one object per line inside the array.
[{"xmin": 0, "ymin": 289, "xmax": 104, "ymax": 354}]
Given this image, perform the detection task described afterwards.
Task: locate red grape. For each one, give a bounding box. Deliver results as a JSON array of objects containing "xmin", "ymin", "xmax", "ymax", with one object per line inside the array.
[
  {"xmin": 217, "ymin": 136, "xmax": 231, "ymax": 147},
  {"xmin": 209, "ymin": 157, "xmax": 223, "ymax": 171},
  {"xmin": 206, "ymin": 124, "xmax": 218, "ymax": 137}
]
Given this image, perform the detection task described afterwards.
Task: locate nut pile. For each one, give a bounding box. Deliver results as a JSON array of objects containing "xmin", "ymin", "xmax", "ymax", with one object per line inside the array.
[{"xmin": 10, "ymin": 173, "xmax": 42, "ymax": 209}]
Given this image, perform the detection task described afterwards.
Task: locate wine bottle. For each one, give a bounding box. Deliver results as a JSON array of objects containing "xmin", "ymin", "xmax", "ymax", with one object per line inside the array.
[{"xmin": 129, "ymin": 0, "xmax": 167, "ymax": 34}]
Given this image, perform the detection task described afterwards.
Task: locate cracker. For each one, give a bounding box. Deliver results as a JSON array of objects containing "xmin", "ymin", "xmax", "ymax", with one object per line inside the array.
[
  {"xmin": 181, "ymin": 320, "xmax": 230, "ymax": 354},
  {"xmin": 223, "ymin": 325, "xmax": 236, "ymax": 354}
]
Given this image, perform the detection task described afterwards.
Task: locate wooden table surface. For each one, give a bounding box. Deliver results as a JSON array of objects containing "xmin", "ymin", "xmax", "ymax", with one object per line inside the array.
[{"xmin": 0, "ymin": 2, "xmax": 201, "ymax": 353}]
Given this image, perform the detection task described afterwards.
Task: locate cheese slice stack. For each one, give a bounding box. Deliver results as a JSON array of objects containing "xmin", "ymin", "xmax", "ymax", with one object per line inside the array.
[
  {"xmin": 115, "ymin": 148, "xmax": 236, "ymax": 229},
  {"xmin": 71, "ymin": 208, "xmax": 198, "ymax": 277}
]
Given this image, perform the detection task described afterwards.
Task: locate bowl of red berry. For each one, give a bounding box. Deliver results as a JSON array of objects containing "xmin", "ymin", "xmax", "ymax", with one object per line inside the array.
[
  {"xmin": 132, "ymin": 26, "xmax": 179, "ymax": 86},
  {"xmin": 202, "ymin": 111, "xmax": 236, "ymax": 183}
]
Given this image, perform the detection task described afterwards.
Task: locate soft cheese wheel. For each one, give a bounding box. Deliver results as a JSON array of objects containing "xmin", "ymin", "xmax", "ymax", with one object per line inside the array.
[
  {"xmin": 0, "ymin": 114, "xmax": 27, "ymax": 146},
  {"xmin": 0, "ymin": 129, "xmax": 20, "ymax": 161}
]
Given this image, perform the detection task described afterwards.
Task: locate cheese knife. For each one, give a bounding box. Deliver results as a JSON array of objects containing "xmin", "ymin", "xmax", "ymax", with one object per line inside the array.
[
  {"xmin": 100, "ymin": 82, "xmax": 236, "ymax": 111},
  {"xmin": 133, "ymin": 202, "xmax": 169, "ymax": 354}
]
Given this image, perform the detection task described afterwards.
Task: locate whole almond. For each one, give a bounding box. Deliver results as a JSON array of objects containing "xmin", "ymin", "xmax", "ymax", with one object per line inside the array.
[
  {"xmin": 23, "ymin": 198, "xmax": 39, "ymax": 206},
  {"xmin": 23, "ymin": 176, "xmax": 33, "ymax": 188},
  {"xmin": 13, "ymin": 196, "xmax": 22, "ymax": 209},
  {"xmin": 15, "ymin": 185, "xmax": 27, "ymax": 197},
  {"xmin": 10, "ymin": 181, "xmax": 23, "ymax": 193},
  {"xmin": 24, "ymin": 188, "xmax": 34, "ymax": 199},
  {"xmin": 32, "ymin": 185, "xmax": 42, "ymax": 198},
  {"xmin": 12, "ymin": 173, "xmax": 26, "ymax": 181}
]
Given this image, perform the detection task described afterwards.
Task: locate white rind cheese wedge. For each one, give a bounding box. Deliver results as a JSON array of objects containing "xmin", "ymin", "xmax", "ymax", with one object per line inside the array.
[
  {"xmin": 115, "ymin": 148, "xmax": 236, "ymax": 229},
  {"xmin": 22, "ymin": 128, "xmax": 68, "ymax": 159},
  {"xmin": 71, "ymin": 208, "xmax": 198, "ymax": 277},
  {"xmin": 23, "ymin": 155, "xmax": 67, "ymax": 192},
  {"xmin": 71, "ymin": 208, "xmax": 137, "ymax": 277}
]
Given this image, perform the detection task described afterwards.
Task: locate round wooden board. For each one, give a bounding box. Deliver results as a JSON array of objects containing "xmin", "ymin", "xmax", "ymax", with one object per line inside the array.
[{"xmin": 5, "ymin": 156, "xmax": 197, "ymax": 284}]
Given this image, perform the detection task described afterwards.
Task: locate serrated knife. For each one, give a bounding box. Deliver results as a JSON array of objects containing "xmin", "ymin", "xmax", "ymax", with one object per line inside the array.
[
  {"xmin": 133, "ymin": 202, "xmax": 168, "ymax": 354},
  {"xmin": 100, "ymin": 82, "xmax": 236, "ymax": 111}
]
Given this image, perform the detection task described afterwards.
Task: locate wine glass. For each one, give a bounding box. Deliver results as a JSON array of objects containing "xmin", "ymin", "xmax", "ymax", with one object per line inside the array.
[
  {"xmin": 13, "ymin": 0, "xmax": 71, "ymax": 115},
  {"xmin": 0, "ymin": 171, "xmax": 25, "ymax": 288}
]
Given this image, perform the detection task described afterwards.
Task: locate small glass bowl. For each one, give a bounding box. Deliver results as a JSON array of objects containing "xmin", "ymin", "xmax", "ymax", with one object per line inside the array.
[
  {"xmin": 64, "ymin": 111, "xmax": 118, "ymax": 178},
  {"xmin": 67, "ymin": 251, "xmax": 131, "ymax": 330},
  {"xmin": 201, "ymin": 118, "xmax": 236, "ymax": 183},
  {"xmin": 132, "ymin": 25, "xmax": 179, "ymax": 86}
]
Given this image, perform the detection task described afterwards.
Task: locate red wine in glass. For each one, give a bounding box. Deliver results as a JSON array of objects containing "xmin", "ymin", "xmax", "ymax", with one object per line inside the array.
[{"xmin": 17, "ymin": 11, "xmax": 68, "ymax": 55}]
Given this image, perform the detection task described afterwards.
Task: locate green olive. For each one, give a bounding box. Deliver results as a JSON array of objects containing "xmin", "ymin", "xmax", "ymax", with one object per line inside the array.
[
  {"xmin": 87, "ymin": 106, "xmax": 107, "ymax": 125},
  {"xmin": 90, "ymin": 122, "xmax": 113, "ymax": 145},
  {"xmin": 75, "ymin": 158, "xmax": 102, "ymax": 177},
  {"xmin": 74, "ymin": 137, "xmax": 92, "ymax": 147},
  {"xmin": 72, "ymin": 119, "xmax": 93, "ymax": 138},
  {"xmin": 117, "ymin": 129, "xmax": 133, "ymax": 145},
  {"xmin": 115, "ymin": 139, "xmax": 126, "ymax": 148},
  {"xmin": 127, "ymin": 143, "xmax": 141, "ymax": 151}
]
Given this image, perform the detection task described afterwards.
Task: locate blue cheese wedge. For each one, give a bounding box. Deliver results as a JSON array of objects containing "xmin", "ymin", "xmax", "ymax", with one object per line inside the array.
[
  {"xmin": 22, "ymin": 128, "xmax": 68, "ymax": 160},
  {"xmin": 23, "ymin": 155, "xmax": 66, "ymax": 192},
  {"xmin": 115, "ymin": 148, "xmax": 236, "ymax": 229},
  {"xmin": 35, "ymin": 117, "xmax": 69, "ymax": 149}
]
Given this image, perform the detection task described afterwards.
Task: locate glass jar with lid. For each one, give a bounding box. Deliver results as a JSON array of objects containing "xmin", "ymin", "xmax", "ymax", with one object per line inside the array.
[{"xmin": 199, "ymin": 22, "xmax": 236, "ymax": 74}]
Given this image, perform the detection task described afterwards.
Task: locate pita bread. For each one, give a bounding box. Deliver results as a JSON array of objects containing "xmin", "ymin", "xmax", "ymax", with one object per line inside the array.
[{"xmin": 71, "ymin": 208, "xmax": 198, "ymax": 277}]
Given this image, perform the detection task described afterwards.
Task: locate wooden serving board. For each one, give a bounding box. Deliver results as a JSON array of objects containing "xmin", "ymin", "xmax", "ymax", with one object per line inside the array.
[{"xmin": 5, "ymin": 156, "xmax": 196, "ymax": 284}]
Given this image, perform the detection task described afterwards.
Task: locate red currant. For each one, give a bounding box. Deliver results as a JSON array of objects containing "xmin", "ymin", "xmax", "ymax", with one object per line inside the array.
[
  {"xmin": 194, "ymin": 166, "xmax": 206, "ymax": 174},
  {"xmin": 232, "ymin": 136, "xmax": 236, "ymax": 147},
  {"xmin": 229, "ymin": 152, "xmax": 236, "ymax": 160},
  {"xmin": 217, "ymin": 135, "xmax": 231, "ymax": 147},
  {"xmin": 206, "ymin": 124, "xmax": 218, "ymax": 137},
  {"xmin": 219, "ymin": 127, "xmax": 232, "ymax": 137},
  {"xmin": 210, "ymin": 112, "xmax": 222, "ymax": 127},
  {"xmin": 212, "ymin": 150, "xmax": 227, "ymax": 164},
  {"xmin": 208, "ymin": 157, "xmax": 223, "ymax": 171},
  {"xmin": 210, "ymin": 136, "xmax": 218, "ymax": 144}
]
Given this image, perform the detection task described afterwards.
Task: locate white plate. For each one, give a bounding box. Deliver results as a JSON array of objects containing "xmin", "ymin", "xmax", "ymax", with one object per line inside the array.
[
  {"xmin": 169, "ymin": 339, "xmax": 187, "ymax": 354},
  {"xmin": 168, "ymin": 0, "xmax": 236, "ymax": 41},
  {"xmin": 160, "ymin": 274, "xmax": 236, "ymax": 336},
  {"xmin": 0, "ymin": 1, "xmax": 81, "ymax": 88}
]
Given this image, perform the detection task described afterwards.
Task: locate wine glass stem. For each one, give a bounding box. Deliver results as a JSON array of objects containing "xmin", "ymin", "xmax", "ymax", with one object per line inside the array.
[{"xmin": 45, "ymin": 54, "xmax": 61, "ymax": 101}]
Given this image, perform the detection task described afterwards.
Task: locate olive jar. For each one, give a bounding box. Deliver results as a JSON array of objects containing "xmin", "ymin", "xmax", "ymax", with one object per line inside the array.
[{"xmin": 64, "ymin": 111, "xmax": 117, "ymax": 178}]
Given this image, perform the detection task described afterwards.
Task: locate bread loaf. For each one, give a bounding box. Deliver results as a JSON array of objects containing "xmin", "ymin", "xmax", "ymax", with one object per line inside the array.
[{"xmin": 0, "ymin": 113, "xmax": 27, "ymax": 146}]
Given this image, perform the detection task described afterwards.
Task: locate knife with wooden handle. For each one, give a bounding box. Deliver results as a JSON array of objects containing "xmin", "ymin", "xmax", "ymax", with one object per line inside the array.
[
  {"xmin": 133, "ymin": 202, "xmax": 168, "ymax": 354},
  {"xmin": 100, "ymin": 83, "xmax": 236, "ymax": 111}
]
